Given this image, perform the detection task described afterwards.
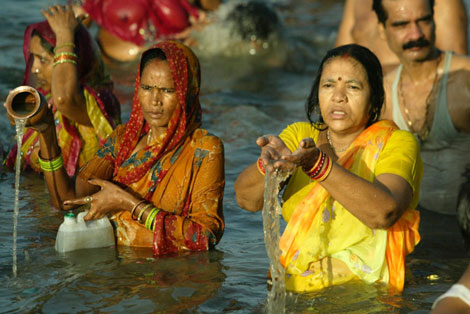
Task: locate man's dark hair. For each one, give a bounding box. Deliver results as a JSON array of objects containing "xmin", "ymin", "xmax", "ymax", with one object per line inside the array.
[
  {"xmin": 372, "ymin": 0, "xmax": 435, "ymax": 25},
  {"xmin": 306, "ymin": 44, "xmax": 384, "ymax": 128},
  {"xmin": 226, "ymin": 1, "xmax": 280, "ymax": 41}
]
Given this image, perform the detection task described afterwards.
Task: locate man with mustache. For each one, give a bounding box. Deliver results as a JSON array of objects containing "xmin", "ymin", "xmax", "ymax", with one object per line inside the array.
[
  {"xmin": 335, "ymin": 0, "xmax": 468, "ymax": 74},
  {"xmin": 377, "ymin": 0, "xmax": 470, "ymax": 219}
]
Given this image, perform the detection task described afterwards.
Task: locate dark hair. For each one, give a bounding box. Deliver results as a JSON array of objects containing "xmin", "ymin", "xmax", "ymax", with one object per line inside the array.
[
  {"xmin": 31, "ymin": 30, "xmax": 54, "ymax": 54},
  {"xmin": 306, "ymin": 44, "xmax": 384, "ymax": 127},
  {"xmin": 373, "ymin": 0, "xmax": 435, "ymax": 25},
  {"xmin": 139, "ymin": 48, "xmax": 167, "ymax": 74},
  {"xmin": 226, "ymin": 1, "xmax": 280, "ymax": 41}
]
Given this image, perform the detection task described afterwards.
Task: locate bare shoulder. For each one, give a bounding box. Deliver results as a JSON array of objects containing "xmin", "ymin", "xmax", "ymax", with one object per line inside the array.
[
  {"xmin": 383, "ymin": 66, "xmax": 399, "ymax": 87},
  {"xmin": 381, "ymin": 68, "xmax": 399, "ymax": 120},
  {"xmin": 449, "ymin": 54, "xmax": 470, "ymax": 71}
]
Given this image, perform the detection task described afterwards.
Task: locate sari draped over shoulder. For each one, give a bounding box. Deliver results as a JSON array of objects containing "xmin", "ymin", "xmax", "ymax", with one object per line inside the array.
[
  {"xmin": 82, "ymin": 0, "xmax": 199, "ymax": 46},
  {"xmin": 78, "ymin": 41, "xmax": 225, "ymax": 256},
  {"xmin": 278, "ymin": 120, "xmax": 421, "ymax": 292},
  {"xmin": 6, "ymin": 21, "xmax": 121, "ymax": 177}
]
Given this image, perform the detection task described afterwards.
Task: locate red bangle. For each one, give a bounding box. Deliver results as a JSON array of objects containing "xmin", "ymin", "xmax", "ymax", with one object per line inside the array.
[
  {"xmin": 306, "ymin": 151, "xmax": 325, "ymax": 178},
  {"xmin": 257, "ymin": 157, "xmax": 266, "ymax": 175},
  {"xmin": 312, "ymin": 154, "xmax": 332, "ymax": 181}
]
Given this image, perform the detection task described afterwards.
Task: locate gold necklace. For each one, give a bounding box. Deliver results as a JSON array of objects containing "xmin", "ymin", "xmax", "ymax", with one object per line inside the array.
[
  {"xmin": 327, "ymin": 129, "xmax": 347, "ymax": 153},
  {"xmin": 398, "ymin": 53, "xmax": 441, "ymax": 139},
  {"xmin": 147, "ymin": 129, "xmax": 154, "ymax": 145}
]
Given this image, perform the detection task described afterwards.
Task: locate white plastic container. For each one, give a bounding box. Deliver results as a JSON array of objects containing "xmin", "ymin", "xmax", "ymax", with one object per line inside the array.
[{"xmin": 55, "ymin": 211, "xmax": 115, "ymax": 253}]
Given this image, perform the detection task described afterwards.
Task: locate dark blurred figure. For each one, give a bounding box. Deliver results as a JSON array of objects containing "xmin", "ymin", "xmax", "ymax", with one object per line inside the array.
[{"xmin": 457, "ymin": 168, "xmax": 470, "ymax": 254}]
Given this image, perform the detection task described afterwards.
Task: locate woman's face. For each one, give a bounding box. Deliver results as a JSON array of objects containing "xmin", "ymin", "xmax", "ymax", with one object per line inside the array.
[
  {"xmin": 29, "ymin": 35, "xmax": 54, "ymax": 91},
  {"xmin": 138, "ymin": 59, "xmax": 178, "ymax": 134},
  {"xmin": 318, "ymin": 56, "xmax": 371, "ymax": 134}
]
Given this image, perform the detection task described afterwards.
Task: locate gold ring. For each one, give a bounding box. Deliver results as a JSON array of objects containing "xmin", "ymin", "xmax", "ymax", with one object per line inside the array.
[{"xmin": 84, "ymin": 195, "xmax": 93, "ymax": 203}]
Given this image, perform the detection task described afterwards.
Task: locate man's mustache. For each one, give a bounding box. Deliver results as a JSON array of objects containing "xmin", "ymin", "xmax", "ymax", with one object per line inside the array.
[{"xmin": 402, "ymin": 38, "xmax": 431, "ymax": 50}]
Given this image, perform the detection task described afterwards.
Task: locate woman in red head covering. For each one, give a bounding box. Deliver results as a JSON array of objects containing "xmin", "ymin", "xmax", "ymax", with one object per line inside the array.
[
  {"xmin": 5, "ymin": 5, "xmax": 121, "ymax": 177},
  {"xmin": 18, "ymin": 40, "xmax": 225, "ymax": 255}
]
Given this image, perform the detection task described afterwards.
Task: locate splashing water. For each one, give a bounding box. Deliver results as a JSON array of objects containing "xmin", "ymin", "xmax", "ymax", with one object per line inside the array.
[
  {"xmin": 262, "ymin": 168, "xmax": 290, "ymax": 313},
  {"xmin": 12, "ymin": 118, "xmax": 26, "ymax": 277}
]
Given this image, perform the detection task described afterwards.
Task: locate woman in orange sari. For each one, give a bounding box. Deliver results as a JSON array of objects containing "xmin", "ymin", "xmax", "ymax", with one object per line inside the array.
[
  {"xmin": 235, "ymin": 44, "xmax": 422, "ymax": 292},
  {"xmin": 14, "ymin": 40, "xmax": 225, "ymax": 255},
  {"xmin": 5, "ymin": 5, "xmax": 121, "ymax": 177}
]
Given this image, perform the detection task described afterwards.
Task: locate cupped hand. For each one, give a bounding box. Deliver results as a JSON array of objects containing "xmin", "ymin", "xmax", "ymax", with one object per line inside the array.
[
  {"xmin": 41, "ymin": 5, "xmax": 82, "ymax": 38},
  {"xmin": 256, "ymin": 135, "xmax": 292, "ymax": 173},
  {"xmin": 63, "ymin": 178, "xmax": 138, "ymax": 221},
  {"xmin": 281, "ymin": 137, "xmax": 320, "ymax": 172}
]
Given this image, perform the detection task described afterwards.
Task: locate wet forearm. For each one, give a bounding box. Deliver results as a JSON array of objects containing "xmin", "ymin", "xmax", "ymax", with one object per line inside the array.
[
  {"xmin": 38, "ymin": 126, "xmax": 76, "ymax": 208},
  {"xmin": 234, "ymin": 162, "xmax": 265, "ymax": 212}
]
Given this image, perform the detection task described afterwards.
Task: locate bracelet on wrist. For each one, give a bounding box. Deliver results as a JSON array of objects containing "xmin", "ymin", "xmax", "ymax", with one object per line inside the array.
[
  {"xmin": 137, "ymin": 204, "xmax": 152, "ymax": 224},
  {"xmin": 38, "ymin": 151, "xmax": 63, "ymax": 172},
  {"xmin": 311, "ymin": 154, "xmax": 333, "ymax": 182},
  {"xmin": 53, "ymin": 42, "xmax": 76, "ymax": 53},
  {"xmin": 305, "ymin": 151, "xmax": 325, "ymax": 178},
  {"xmin": 130, "ymin": 200, "xmax": 146, "ymax": 220},
  {"xmin": 257, "ymin": 157, "xmax": 266, "ymax": 176}
]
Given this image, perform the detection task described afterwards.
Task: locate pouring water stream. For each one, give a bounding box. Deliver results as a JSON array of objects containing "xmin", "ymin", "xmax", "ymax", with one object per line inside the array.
[{"xmin": 12, "ymin": 118, "xmax": 26, "ymax": 277}]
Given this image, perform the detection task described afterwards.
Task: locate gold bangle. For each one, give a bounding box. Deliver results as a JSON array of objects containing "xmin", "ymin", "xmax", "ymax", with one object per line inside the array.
[
  {"xmin": 130, "ymin": 200, "xmax": 146, "ymax": 220},
  {"xmin": 304, "ymin": 149, "xmax": 322, "ymax": 174},
  {"xmin": 53, "ymin": 59, "xmax": 77, "ymax": 68},
  {"xmin": 53, "ymin": 43, "xmax": 76, "ymax": 53},
  {"xmin": 315, "ymin": 155, "xmax": 333, "ymax": 182},
  {"xmin": 137, "ymin": 204, "xmax": 152, "ymax": 223}
]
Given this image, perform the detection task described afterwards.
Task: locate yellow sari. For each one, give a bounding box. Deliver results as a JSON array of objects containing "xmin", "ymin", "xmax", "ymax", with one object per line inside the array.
[{"xmin": 279, "ymin": 120, "xmax": 422, "ymax": 292}]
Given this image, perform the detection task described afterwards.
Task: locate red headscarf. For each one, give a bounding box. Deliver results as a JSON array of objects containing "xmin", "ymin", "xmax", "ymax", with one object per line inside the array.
[
  {"xmin": 82, "ymin": 0, "xmax": 199, "ymax": 46},
  {"xmin": 113, "ymin": 41, "xmax": 202, "ymax": 187}
]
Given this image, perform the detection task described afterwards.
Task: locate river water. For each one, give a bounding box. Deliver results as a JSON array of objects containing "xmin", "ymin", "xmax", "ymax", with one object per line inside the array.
[{"xmin": 1, "ymin": 0, "xmax": 469, "ymax": 313}]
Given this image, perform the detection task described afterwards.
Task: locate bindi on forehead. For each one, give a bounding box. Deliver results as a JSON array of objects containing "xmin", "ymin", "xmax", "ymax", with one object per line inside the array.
[{"xmin": 338, "ymin": 77, "xmax": 342, "ymax": 81}]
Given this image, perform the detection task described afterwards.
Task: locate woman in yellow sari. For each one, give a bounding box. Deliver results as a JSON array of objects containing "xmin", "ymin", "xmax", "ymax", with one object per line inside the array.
[
  {"xmin": 14, "ymin": 40, "xmax": 225, "ymax": 255},
  {"xmin": 235, "ymin": 44, "xmax": 422, "ymax": 292}
]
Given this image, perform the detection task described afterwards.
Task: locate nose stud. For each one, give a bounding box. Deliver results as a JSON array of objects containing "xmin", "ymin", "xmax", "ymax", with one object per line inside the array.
[{"xmin": 34, "ymin": 68, "xmax": 40, "ymax": 73}]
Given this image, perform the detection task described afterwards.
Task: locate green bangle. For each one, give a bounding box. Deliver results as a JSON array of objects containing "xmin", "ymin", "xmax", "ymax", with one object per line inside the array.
[
  {"xmin": 145, "ymin": 208, "xmax": 160, "ymax": 231},
  {"xmin": 38, "ymin": 154, "xmax": 63, "ymax": 172},
  {"xmin": 150, "ymin": 208, "xmax": 161, "ymax": 231},
  {"xmin": 53, "ymin": 59, "xmax": 77, "ymax": 67}
]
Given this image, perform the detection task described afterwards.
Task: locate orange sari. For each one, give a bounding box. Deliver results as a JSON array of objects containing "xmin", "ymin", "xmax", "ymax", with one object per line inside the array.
[{"xmin": 78, "ymin": 41, "xmax": 225, "ymax": 255}]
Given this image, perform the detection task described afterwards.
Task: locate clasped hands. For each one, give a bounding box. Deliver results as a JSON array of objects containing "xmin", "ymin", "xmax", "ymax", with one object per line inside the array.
[{"xmin": 256, "ymin": 135, "xmax": 320, "ymax": 174}]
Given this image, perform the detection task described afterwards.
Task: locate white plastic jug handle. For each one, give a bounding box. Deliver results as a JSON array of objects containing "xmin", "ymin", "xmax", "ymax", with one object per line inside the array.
[{"xmin": 76, "ymin": 211, "xmax": 88, "ymax": 224}]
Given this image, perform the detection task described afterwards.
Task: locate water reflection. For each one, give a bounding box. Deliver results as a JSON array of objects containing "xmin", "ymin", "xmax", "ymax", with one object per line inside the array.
[{"xmin": 32, "ymin": 248, "xmax": 225, "ymax": 313}]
